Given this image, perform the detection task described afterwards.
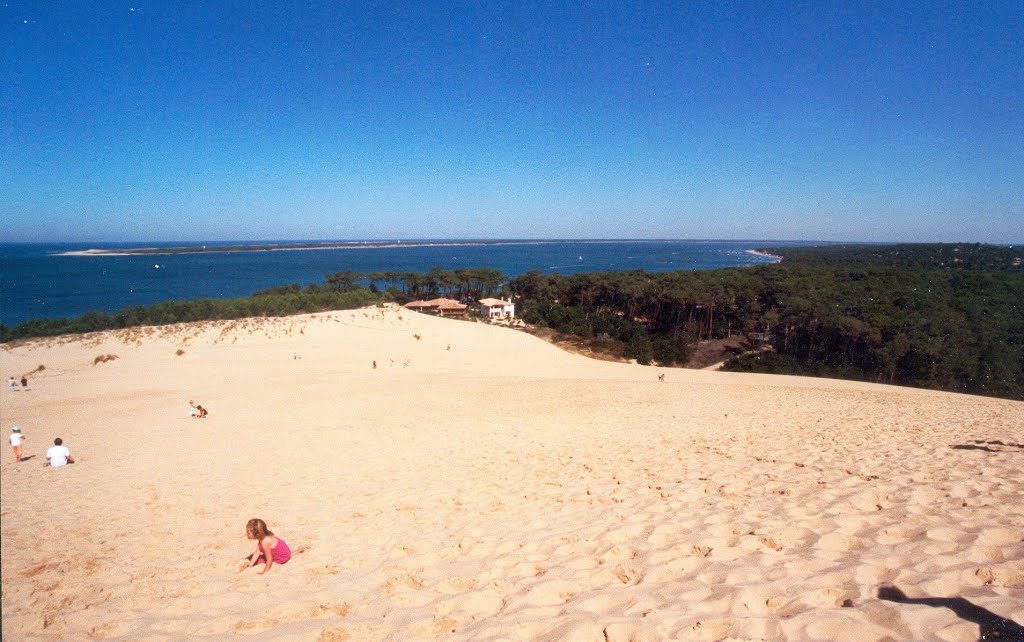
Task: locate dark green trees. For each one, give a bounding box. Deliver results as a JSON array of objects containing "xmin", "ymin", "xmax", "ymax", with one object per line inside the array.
[{"xmin": 508, "ymin": 244, "xmax": 1023, "ymax": 400}]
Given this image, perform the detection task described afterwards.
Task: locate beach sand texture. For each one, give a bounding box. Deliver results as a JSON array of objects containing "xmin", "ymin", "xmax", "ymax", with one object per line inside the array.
[{"xmin": 2, "ymin": 304, "xmax": 1022, "ymax": 641}]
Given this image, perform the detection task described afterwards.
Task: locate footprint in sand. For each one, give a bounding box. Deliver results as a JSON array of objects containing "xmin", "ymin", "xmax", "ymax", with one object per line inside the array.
[
  {"xmin": 966, "ymin": 545, "xmax": 1006, "ymax": 564},
  {"xmin": 974, "ymin": 527, "xmax": 1022, "ymax": 547},
  {"xmin": 317, "ymin": 626, "xmax": 355, "ymax": 641},
  {"xmin": 737, "ymin": 587, "xmax": 799, "ymax": 616},
  {"xmin": 686, "ymin": 617, "xmax": 738, "ymax": 641},
  {"xmin": 648, "ymin": 523, "xmax": 689, "ymax": 547},
  {"xmin": 383, "ymin": 572, "xmax": 425, "ymax": 593},
  {"xmin": 611, "ymin": 564, "xmax": 642, "ymax": 586},
  {"xmin": 804, "ymin": 587, "xmax": 857, "ymax": 608},
  {"xmin": 601, "ymin": 621, "xmax": 660, "ymax": 642},
  {"xmin": 574, "ymin": 591, "xmax": 636, "ymax": 614},
  {"xmin": 19, "ymin": 561, "xmax": 61, "ymax": 578},
  {"xmin": 878, "ymin": 524, "xmax": 926, "ymax": 543},
  {"xmin": 307, "ymin": 601, "xmax": 351, "ymax": 618},
  {"xmin": 849, "ymin": 491, "xmax": 895, "ymax": 511},
  {"xmin": 643, "ymin": 555, "xmax": 706, "ymax": 583},
  {"xmin": 855, "ymin": 565, "xmax": 899, "ymax": 585},
  {"xmin": 970, "ymin": 562, "xmax": 1024, "ymax": 588},
  {"xmin": 816, "ymin": 532, "xmax": 864, "ymax": 552},
  {"xmin": 521, "ymin": 579, "xmax": 582, "ymax": 606},
  {"xmin": 435, "ymin": 589, "xmax": 505, "ymax": 620},
  {"xmin": 232, "ymin": 616, "xmax": 281, "ymax": 634},
  {"xmin": 758, "ymin": 536, "xmax": 784, "ymax": 551},
  {"xmin": 925, "ymin": 526, "xmax": 968, "ymax": 543},
  {"xmin": 435, "ymin": 576, "xmax": 478, "ymax": 594}
]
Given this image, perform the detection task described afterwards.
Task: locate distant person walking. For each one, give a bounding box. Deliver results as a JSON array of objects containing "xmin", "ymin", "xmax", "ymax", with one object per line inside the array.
[
  {"xmin": 9, "ymin": 427, "xmax": 25, "ymax": 462},
  {"xmin": 46, "ymin": 438, "xmax": 75, "ymax": 467},
  {"xmin": 20, "ymin": 377, "xmax": 28, "ymax": 389}
]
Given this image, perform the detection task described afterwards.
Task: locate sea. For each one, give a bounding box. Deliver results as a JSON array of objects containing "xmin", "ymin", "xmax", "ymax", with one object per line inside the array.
[{"xmin": 0, "ymin": 240, "xmax": 817, "ymax": 327}]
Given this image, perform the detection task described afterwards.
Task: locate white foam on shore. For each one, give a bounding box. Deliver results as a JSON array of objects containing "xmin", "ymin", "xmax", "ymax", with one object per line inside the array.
[{"xmin": 746, "ymin": 249, "xmax": 783, "ymax": 261}]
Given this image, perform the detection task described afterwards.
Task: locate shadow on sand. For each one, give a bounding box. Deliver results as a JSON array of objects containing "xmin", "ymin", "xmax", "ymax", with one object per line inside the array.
[
  {"xmin": 878, "ymin": 586, "xmax": 1024, "ymax": 640},
  {"xmin": 951, "ymin": 440, "xmax": 1024, "ymax": 453}
]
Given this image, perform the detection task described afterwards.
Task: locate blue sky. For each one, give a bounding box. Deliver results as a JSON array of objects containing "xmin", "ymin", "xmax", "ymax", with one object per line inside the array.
[{"xmin": 2, "ymin": 1, "xmax": 1021, "ymax": 243}]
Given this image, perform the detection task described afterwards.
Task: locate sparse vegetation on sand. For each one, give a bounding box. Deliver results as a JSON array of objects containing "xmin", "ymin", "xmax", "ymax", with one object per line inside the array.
[
  {"xmin": 93, "ymin": 354, "xmax": 119, "ymax": 365},
  {"xmin": 1, "ymin": 288, "xmax": 382, "ymax": 344}
]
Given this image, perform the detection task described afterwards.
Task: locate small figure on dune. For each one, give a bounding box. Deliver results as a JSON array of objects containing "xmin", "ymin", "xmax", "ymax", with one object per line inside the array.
[
  {"xmin": 9, "ymin": 426, "xmax": 25, "ymax": 462},
  {"xmin": 20, "ymin": 377, "xmax": 28, "ymax": 389},
  {"xmin": 196, "ymin": 404, "xmax": 208, "ymax": 418},
  {"xmin": 46, "ymin": 437, "xmax": 75, "ymax": 467},
  {"xmin": 189, "ymin": 400, "xmax": 199, "ymax": 418},
  {"xmin": 8, "ymin": 377, "xmax": 17, "ymax": 391},
  {"xmin": 239, "ymin": 518, "xmax": 305, "ymax": 574},
  {"xmin": 658, "ymin": 373, "xmax": 666, "ymax": 382},
  {"xmin": 373, "ymin": 360, "xmax": 377, "ymax": 370}
]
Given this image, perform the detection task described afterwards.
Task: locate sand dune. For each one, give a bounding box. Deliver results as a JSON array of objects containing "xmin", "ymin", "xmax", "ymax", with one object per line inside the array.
[{"xmin": 2, "ymin": 304, "xmax": 1022, "ymax": 641}]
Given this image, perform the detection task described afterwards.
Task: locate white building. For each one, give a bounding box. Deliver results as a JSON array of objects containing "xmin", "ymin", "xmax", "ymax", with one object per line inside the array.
[{"xmin": 479, "ymin": 297, "xmax": 515, "ymax": 320}]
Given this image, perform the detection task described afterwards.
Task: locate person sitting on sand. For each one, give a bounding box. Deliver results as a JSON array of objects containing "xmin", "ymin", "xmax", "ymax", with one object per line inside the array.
[
  {"xmin": 46, "ymin": 437, "xmax": 75, "ymax": 467},
  {"xmin": 8, "ymin": 377, "xmax": 17, "ymax": 391},
  {"xmin": 189, "ymin": 400, "xmax": 199, "ymax": 418},
  {"xmin": 239, "ymin": 518, "xmax": 302, "ymax": 574},
  {"xmin": 196, "ymin": 404, "xmax": 208, "ymax": 418},
  {"xmin": 9, "ymin": 426, "xmax": 25, "ymax": 463}
]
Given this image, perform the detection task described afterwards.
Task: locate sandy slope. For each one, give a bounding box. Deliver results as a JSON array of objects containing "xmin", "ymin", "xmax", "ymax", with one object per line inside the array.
[{"xmin": 1, "ymin": 304, "xmax": 1021, "ymax": 641}]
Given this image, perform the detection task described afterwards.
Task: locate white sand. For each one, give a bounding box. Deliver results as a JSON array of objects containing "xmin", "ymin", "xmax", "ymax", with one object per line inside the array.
[{"xmin": 2, "ymin": 304, "xmax": 1022, "ymax": 641}]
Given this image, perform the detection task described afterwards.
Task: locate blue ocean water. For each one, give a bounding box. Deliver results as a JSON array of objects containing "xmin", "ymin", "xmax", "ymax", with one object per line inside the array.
[{"xmin": 0, "ymin": 240, "xmax": 812, "ymax": 327}]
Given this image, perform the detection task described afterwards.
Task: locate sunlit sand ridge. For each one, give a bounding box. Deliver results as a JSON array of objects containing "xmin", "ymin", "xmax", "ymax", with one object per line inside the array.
[{"xmin": 2, "ymin": 304, "xmax": 1021, "ymax": 641}]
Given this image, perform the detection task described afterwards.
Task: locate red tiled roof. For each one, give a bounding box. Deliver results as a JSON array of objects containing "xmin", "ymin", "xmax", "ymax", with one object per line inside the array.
[
  {"xmin": 406, "ymin": 298, "xmax": 466, "ymax": 311},
  {"xmin": 423, "ymin": 297, "xmax": 462, "ymax": 306}
]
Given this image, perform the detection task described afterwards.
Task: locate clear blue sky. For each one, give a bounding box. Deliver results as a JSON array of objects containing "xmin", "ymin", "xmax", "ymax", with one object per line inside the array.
[{"xmin": 2, "ymin": 1, "xmax": 1021, "ymax": 243}]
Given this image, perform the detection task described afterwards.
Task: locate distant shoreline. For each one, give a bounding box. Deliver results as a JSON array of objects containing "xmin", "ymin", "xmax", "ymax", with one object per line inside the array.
[
  {"xmin": 4, "ymin": 240, "xmax": 793, "ymax": 327},
  {"xmin": 746, "ymin": 249, "xmax": 783, "ymax": 262},
  {"xmin": 58, "ymin": 239, "xmax": 791, "ymax": 257},
  {"xmin": 58, "ymin": 240, "xmax": 532, "ymax": 256}
]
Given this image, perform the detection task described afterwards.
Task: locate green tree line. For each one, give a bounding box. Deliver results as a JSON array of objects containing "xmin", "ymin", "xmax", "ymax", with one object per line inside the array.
[
  {"xmin": 508, "ymin": 244, "xmax": 1023, "ymax": 400},
  {"xmin": 0, "ymin": 286, "xmax": 382, "ymax": 342},
  {"xmin": 327, "ymin": 267, "xmax": 505, "ymax": 300}
]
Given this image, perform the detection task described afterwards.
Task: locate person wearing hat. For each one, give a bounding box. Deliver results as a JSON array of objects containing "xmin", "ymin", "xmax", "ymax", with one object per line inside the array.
[{"xmin": 9, "ymin": 426, "xmax": 25, "ymax": 463}]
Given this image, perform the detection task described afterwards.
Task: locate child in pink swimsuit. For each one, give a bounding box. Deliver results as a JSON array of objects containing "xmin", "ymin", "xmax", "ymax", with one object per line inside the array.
[{"xmin": 240, "ymin": 518, "xmax": 292, "ymax": 574}]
